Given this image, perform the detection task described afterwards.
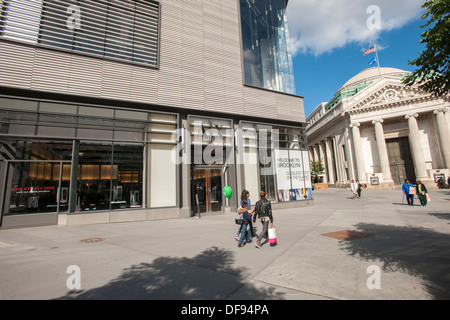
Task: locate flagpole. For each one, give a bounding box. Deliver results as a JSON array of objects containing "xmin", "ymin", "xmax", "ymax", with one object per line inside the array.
[{"xmin": 374, "ymin": 44, "xmax": 381, "ymax": 77}]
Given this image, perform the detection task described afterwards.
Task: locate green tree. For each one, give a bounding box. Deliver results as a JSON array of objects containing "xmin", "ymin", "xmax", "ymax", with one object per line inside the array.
[
  {"xmin": 310, "ymin": 160, "xmax": 325, "ymax": 183},
  {"xmin": 403, "ymin": 0, "xmax": 450, "ymax": 96}
]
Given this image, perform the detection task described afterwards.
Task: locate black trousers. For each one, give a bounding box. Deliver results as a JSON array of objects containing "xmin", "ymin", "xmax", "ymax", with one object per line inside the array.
[
  {"xmin": 257, "ymin": 220, "xmax": 270, "ymax": 242},
  {"xmin": 406, "ymin": 196, "xmax": 414, "ymax": 206}
]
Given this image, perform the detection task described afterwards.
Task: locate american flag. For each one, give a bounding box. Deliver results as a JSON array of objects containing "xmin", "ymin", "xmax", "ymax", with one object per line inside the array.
[{"xmin": 363, "ymin": 46, "xmax": 376, "ymax": 55}]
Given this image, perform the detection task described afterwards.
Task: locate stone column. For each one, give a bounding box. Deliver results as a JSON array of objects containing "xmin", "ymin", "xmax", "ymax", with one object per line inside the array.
[
  {"xmin": 372, "ymin": 119, "xmax": 393, "ymax": 182},
  {"xmin": 434, "ymin": 108, "xmax": 450, "ymax": 168},
  {"xmin": 350, "ymin": 122, "xmax": 367, "ymax": 183},
  {"xmin": 318, "ymin": 142, "xmax": 327, "ymax": 182},
  {"xmin": 312, "ymin": 145, "xmax": 319, "ymax": 162},
  {"xmin": 309, "ymin": 148, "xmax": 314, "ymax": 164},
  {"xmin": 324, "ymin": 138, "xmax": 335, "ymax": 183},
  {"xmin": 405, "ymin": 113, "xmax": 428, "ymax": 180}
]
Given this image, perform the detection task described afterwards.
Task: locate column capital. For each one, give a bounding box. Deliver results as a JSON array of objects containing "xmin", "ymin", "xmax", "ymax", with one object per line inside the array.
[
  {"xmin": 405, "ymin": 113, "xmax": 419, "ymax": 120},
  {"xmin": 350, "ymin": 122, "xmax": 360, "ymax": 128},
  {"xmin": 372, "ymin": 119, "xmax": 384, "ymax": 125},
  {"xmin": 433, "ymin": 107, "xmax": 448, "ymax": 115}
]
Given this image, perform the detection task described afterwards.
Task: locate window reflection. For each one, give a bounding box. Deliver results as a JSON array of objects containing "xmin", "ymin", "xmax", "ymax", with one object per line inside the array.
[{"xmin": 239, "ymin": 0, "xmax": 296, "ymax": 95}]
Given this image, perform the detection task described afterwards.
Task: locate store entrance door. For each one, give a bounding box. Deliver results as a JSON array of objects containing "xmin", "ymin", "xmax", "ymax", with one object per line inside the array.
[{"xmin": 191, "ymin": 166, "xmax": 223, "ymax": 216}]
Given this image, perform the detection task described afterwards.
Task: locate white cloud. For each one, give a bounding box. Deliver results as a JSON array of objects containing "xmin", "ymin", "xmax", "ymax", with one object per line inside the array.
[{"xmin": 286, "ymin": 0, "xmax": 423, "ymax": 56}]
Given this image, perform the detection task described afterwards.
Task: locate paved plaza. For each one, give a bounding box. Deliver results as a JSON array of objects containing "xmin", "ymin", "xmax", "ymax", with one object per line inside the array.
[{"xmin": 0, "ymin": 188, "xmax": 449, "ymax": 301}]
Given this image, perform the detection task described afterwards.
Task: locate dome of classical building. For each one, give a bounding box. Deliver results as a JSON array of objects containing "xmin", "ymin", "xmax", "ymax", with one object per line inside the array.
[{"xmin": 341, "ymin": 67, "xmax": 408, "ymax": 90}]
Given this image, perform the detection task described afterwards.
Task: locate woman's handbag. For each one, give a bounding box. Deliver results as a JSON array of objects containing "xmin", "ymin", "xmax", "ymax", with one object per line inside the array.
[
  {"xmin": 268, "ymin": 226, "xmax": 277, "ymax": 245},
  {"xmin": 409, "ymin": 187, "xmax": 416, "ymax": 195},
  {"xmin": 426, "ymin": 193, "xmax": 431, "ymax": 202}
]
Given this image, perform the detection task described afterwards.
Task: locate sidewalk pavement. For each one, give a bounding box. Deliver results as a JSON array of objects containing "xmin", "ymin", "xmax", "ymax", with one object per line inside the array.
[{"xmin": 0, "ymin": 188, "xmax": 449, "ymax": 300}]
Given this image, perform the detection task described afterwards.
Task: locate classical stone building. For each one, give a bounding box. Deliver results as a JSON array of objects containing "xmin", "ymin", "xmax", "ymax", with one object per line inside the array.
[{"xmin": 306, "ymin": 67, "xmax": 450, "ymax": 189}]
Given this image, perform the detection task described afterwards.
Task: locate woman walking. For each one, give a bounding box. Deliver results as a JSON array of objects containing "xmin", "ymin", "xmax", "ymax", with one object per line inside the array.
[
  {"xmin": 235, "ymin": 189, "xmax": 255, "ymax": 241},
  {"xmin": 415, "ymin": 180, "xmax": 428, "ymax": 207}
]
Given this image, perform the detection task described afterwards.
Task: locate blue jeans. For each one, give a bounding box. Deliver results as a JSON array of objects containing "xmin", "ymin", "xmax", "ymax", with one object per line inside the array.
[
  {"xmin": 237, "ymin": 222, "xmax": 256, "ymax": 237},
  {"xmin": 238, "ymin": 224, "xmax": 252, "ymax": 244}
]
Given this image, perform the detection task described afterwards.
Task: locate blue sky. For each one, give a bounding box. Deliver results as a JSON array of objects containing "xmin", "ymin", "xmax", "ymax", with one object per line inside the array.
[{"xmin": 287, "ymin": 0, "xmax": 426, "ymax": 117}]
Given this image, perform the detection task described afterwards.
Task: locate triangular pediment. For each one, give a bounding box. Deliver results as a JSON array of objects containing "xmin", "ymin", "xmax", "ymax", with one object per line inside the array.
[{"xmin": 345, "ymin": 80, "xmax": 432, "ymax": 114}]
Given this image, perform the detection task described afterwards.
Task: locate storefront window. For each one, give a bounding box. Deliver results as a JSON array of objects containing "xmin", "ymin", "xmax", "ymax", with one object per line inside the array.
[
  {"xmin": 1, "ymin": 140, "xmax": 73, "ymax": 215},
  {"xmin": 75, "ymin": 142, "xmax": 145, "ymax": 211},
  {"xmin": 112, "ymin": 144, "xmax": 144, "ymax": 209},
  {"xmin": 0, "ymin": 100, "xmax": 177, "ymax": 218},
  {"xmin": 77, "ymin": 143, "xmax": 112, "ymax": 211}
]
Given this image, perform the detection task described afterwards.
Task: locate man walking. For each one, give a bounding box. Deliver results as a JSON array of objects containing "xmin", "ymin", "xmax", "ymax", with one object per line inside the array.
[{"xmin": 253, "ymin": 191, "xmax": 273, "ymax": 248}]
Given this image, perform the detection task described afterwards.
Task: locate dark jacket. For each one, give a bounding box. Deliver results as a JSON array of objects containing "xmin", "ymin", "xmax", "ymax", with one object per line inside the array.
[
  {"xmin": 253, "ymin": 198, "xmax": 273, "ymax": 223},
  {"xmin": 242, "ymin": 210, "xmax": 252, "ymax": 225}
]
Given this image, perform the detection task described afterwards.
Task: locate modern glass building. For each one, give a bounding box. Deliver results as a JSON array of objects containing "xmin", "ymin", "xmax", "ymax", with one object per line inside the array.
[{"xmin": 0, "ymin": 0, "xmax": 311, "ymax": 229}]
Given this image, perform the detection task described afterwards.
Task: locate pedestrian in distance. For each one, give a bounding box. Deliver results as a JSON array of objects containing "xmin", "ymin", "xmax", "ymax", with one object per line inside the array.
[
  {"xmin": 350, "ymin": 179, "xmax": 358, "ymax": 199},
  {"xmin": 237, "ymin": 201, "xmax": 252, "ymax": 247},
  {"xmin": 357, "ymin": 180, "xmax": 363, "ymax": 198},
  {"xmin": 402, "ymin": 179, "xmax": 415, "ymax": 206},
  {"xmin": 415, "ymin": 179, "xmax": 428, "ymax": 207},
  {"xmin": 253, "ymin": 191, "xmax": 273, "ymax": 249},
  {"xmin": 437, "ymin": 177, "xmax": 445, "ymax": 189}
]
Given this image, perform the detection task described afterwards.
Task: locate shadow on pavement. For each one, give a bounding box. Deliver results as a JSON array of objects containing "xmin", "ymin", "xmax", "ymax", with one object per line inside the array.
[
  {"xmin": 56, "ymin": 246, "xmax": 285, "ymax": 300},
  {"xmin": 429, "ymin": 213, "xmax": 450, "ymax": 223},
  {"xmin": 339, "ymin": 223, "xmax": 450, "ymax": 300}
]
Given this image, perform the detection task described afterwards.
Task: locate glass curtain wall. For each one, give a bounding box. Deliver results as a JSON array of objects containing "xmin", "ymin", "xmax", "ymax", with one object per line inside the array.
[{"xmin": 239, "ymin": 0, "xmax": 296, "ymax": 94}]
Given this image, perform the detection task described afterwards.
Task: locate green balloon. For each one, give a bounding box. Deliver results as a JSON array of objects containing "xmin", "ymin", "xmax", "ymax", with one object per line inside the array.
[{"xmin": 222, "ymin": 186, "xmax": 233, "ymax": 199}]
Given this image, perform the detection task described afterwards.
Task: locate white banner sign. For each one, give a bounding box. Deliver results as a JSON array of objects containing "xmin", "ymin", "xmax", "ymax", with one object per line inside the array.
[
  {"xmin": 274, "ymin": 150, "xmax": 291, "ymax": 190},
  {"xmin": 274, "ymin": 150, "xmax": 312, "ymax": 190}
]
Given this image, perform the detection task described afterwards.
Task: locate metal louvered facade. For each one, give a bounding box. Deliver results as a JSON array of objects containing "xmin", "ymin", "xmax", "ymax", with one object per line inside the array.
[{"xmin": 0, "ymin": 0, "xmax": 160, "ymax": 67}]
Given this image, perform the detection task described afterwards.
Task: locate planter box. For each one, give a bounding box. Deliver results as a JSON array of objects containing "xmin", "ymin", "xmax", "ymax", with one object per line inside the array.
[{"xmin": 314, "ymin": 183, "xmax": 328, "ymax": 190}]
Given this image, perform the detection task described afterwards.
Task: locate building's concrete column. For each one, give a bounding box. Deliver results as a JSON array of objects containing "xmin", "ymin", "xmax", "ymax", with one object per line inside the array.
[
  {"xmin": 350, "ymin": 122, "xmax": 367, "ymax": 183},
  {"xmin": 179, "ymin": 118, "xmax": 191, "ymax": 218},
  {"xmin": 405, "ymin": 113, "xmax": 429, "ymax": 180},
  {"xmin": 372, "ymin": 119, "xmax": 393, "ymax": 182},
  {"xmin": 68, "ymin": 140, "xmax": 80, "ymax": 213},
  {"xmin": 324, "ymin": 138, "xmax": 335, "ymax": 184},
  {"xmin": 434, "ymin": 108, "xmax": 450, "ymax": 168}
]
